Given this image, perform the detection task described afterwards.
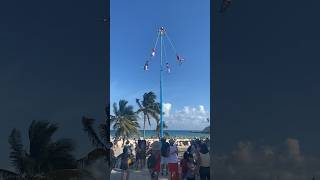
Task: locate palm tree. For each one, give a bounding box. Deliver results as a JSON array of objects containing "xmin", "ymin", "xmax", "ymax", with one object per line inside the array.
[
  {"xmin": 0, "ymin": 120, "xmax": 89, "ymax": 180},
  {"xmin": 82, "ymin": 116, "xmax": 108, "ymax": 149},
  {"xmin": 156, "ymin": 121, "xmax": 169, "ymax": 138},
  {"xmin": 79, "ymin": 104, "xmax": 118, "ymax": 171},
  {"xmin": 80, "ymin": 116, "xmax": 110, "ymax": 165},
  {"xmin": 111, "ymin": 100, "xmax": 140, "ymax": 146},
  {"xmin": 136, "ymin": 91, "xmax": 161, "ymax": 138}
]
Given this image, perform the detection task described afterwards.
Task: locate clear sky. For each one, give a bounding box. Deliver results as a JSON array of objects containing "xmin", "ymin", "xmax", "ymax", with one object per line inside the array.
[
  {"xmin": 0, "ymin": 0, "xmax": 107, "ymax": 169},
  {"xmin": 213, "ymin": 0, "xmax": 320, "ymax": 156},
  {"xmin": 110, "ymin": 0, "xmax": 211, "ymax": 130}
]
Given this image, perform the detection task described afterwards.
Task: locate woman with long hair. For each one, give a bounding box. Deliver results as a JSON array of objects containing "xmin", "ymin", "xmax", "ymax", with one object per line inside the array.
[
  {"xmin": 185, "ymin": 153, "xmax": 196, "ymax": 180},
  {"xmin": 197, "ymin": 143, "xmax": 210, "ymax": 180},
  {"xmin": 120, "ymin": 147, "xmax": 130, "ymax": 180}
]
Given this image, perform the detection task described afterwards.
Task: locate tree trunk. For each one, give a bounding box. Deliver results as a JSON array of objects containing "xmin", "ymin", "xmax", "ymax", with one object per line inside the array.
[{"xmin": 143, "ymin": 115, "xmax": 146, "ymax": 139}]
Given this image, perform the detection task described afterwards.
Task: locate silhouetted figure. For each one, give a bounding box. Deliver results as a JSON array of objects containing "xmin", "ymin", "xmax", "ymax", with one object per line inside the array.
[{"xmin": 312, "ymin": 176, "xmax": 316, "ymax": 180}]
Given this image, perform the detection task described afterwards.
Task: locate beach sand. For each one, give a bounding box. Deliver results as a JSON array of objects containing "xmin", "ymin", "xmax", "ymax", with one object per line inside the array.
[{"xmin": 111, "ymin": 168, "xmax": 173, "ymax": 180}]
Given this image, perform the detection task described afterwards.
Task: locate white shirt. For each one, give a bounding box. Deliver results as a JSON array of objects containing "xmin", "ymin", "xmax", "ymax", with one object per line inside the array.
[{"xmin": 167, "ymin": 145, "xmax": 178, "ymax": 163}]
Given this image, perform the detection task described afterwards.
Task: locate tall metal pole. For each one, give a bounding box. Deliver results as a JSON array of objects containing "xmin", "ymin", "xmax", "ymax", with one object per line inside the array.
[{"xmin": 159, "ymin": 27, "xmax": 164, "ymax": 139}]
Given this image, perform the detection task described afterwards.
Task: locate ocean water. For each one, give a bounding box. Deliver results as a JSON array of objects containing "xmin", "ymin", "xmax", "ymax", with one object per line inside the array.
[{"xmin": 110, "ymin": 130, "xmax": 209, "ymax": 139}]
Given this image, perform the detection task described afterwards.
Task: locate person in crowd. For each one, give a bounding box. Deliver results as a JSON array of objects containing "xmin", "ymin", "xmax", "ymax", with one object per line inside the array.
[
  {"xmin": 120, "ymin": 146, "xmax": 130, "ymax": 180},
  {"xmin": 193, "ymin": 140, "xmax": 201, "ymax": 179},
  {"xmin": 197, "ymin": 143, "xmax": 210, "ymax": 180},
  {"xmin": 135, "ymin": 140, "xmax": 142, "ymax": 170},
  {"xmin": 148, "ymin": 141, "xmax": 162, "ymax": 180},
  {"xmin": 167, "ymin": 139, "xmax": 179, "ymax": 180},
  {"xmin": 107, "ymin": 142, "xmax": 115, "ymax": 174},
  {"xmin": 125, "ymin": 140, "xmax": 132, "ymax": 155},
  {"xmin": 141, "ymin": 140, "xmax": 147, "ymax": 168},
  {"xmin": 180, "ymin": 152, "xmax": 189, "ymax": 180},
  {"xmin": 160, "ymin": 138, "xmax": 170, "ymax": 176},
  {"xmin": 204, "ymin": 138, "xmax": 210, "ymax": 150},
  {"xmin": 114, "ymin": 139, "xmax": 119, "ymax": 148},
  {"xmin": 187, "ymin": 140, "xmax": 196, "ymax": 155},
  {"xmin": 185, "ymin": 153, "xmax": 196, "ymax": 180}
]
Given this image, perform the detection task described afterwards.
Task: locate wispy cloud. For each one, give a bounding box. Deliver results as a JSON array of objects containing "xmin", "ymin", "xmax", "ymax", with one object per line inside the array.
[
  {"xmin": 163, "ymin": 103, "xmax": 172, "ymax": 117},
  {"xmin": 138, "ymin": 103, "xmax": 210, "ymax": 130}
]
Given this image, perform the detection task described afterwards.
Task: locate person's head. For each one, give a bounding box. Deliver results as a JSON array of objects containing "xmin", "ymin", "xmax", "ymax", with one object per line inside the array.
[
  {"xmin": 200, "ymin": 143, "xmax": 209, "ymax": 154},
  {"xmin": 169, "ymin": 139, "xmax": 175, "ymax": 146},
  {"xmin": 126, "ymin": 140, "xmax": 130, "ymax": 145},
  {"xmin": 161, "ymin": 138, "xmax": 166, "ymax": 143},
  {"xmin": 187, "ymin": 153, "xmax": 194, "ymax": 162},
  {"xmin": 152, "ymin": 141, "xmax": 161, "ymax": 151},
  {"xmin": 195, "ymin": 139, "xmax": 201, "ymax": 146},
  {"xmin": 190, "ymin": 140, "xmax": 194, "ymax": 145}
]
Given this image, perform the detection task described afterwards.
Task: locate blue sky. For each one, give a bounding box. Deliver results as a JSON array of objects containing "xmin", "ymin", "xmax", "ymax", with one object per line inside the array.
[{"xmin": 110, "ymin": 0, "xmax": 210, "ymax": 130}]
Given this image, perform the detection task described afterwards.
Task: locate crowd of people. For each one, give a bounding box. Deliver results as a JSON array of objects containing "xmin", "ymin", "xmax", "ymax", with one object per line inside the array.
[{"xmin": 109, "ymin": 137, "xmax": 210, "ymax": 180}]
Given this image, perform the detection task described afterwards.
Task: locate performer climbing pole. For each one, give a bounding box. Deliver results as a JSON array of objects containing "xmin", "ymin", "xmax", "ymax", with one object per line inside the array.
[{"xmin": 143, "ymin": 26, "xmax": 185, "ymax": 139}]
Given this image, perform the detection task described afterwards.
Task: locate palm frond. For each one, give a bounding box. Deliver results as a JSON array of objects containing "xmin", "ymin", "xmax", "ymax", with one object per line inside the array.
[
  {"xmin": 156, "ymin": 121, "xmax": 168, "ymax": 132},
  {"xmin": 8, "ymin": 129, "xmax": 26, "ymax": 174},
  {"xmin": 112, "ymin": 100, "xmax": 140, "ymax": 140},
  {"xmin": 146, "ymin": 109, "xmax": 160, "ymax": 122},
  {"xmin": 45, "ymin": 139, "xmax": 77, "ymax": 171},
  {"xmin": 98, "ymin": 124, "xmax": 108, "ymax": 144},
  {"xmin": 118, "ymin": 100, "xmax": 128, "ymax": 115},
  {"xmin": 146, "ymin": 114, "xmax": 151, "ymax": 126},
  {"xmin": 136, "ymin": 99, "xmax": 143, "ymax": 109},
  {"xmin": 112, "ymin": 102, "xmax": 118, "ymax": 117},
  {"xmin": 142, "ymin": 92, "xmax": 157, "ymax": 107},
  {"xmin": 81, "ymin": 117, "xmax": 105, "ymax": 148},
  {"xmin": 0, "ymin": 169, "xmax": 19, "ymax": 179},
  {"xmin": 86, "ymin": 148, "xmax": 108, "ymax": 163},
  {"xmin": 28, "ymin": 120, "xmax": 58, "ymax": 158}
]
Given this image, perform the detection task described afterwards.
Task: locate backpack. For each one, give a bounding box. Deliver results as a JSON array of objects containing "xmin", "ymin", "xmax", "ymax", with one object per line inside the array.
[
  {"xmin": 161, "ymin": 142, "xmax": 170, "ymax": 157},
  {"xmin": 147, "ymin": 154, "xmax": 156, "ymax": 169}
]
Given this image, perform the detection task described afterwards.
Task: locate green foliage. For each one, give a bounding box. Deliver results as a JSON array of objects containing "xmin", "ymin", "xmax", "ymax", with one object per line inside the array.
[
  {"xmin": 136, "ymin": 91, "xmax": 161, "ymax": 138},
  {"xmin": 0, "ymin": 120, "xmax": 78, "ymax": 179},
  {"xmin": 111, "ymin": 100, "xmax": 140, "ymax": 141}
]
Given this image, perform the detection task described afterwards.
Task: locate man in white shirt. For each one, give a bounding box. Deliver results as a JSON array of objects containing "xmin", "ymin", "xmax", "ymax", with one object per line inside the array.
[{"xmin": 167, "ymin": 139, "xmax": 179, "ymax": 180}]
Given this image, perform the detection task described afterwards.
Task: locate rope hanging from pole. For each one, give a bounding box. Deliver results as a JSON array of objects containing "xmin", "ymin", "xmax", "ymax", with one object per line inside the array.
[
  {"xmin": 164, "ymin": 31, "xmax": 178, "ymax": 55},
  {"xmin": 144, "ymin": 27, "xmax": 185, "ymax": 71},
  {"xmin": 165, "ymin": 31, "xmax": 185, "ymax": 65}
]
